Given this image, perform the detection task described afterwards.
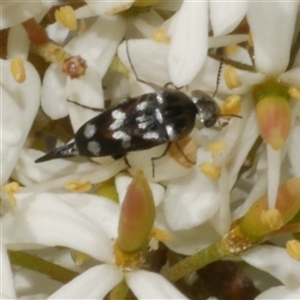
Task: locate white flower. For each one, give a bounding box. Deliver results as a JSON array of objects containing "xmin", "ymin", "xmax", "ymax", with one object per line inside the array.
[
  {"xmin": 241, "ymin": 246, "xmax": 300, "ymax": 300},
  {"xmin": 3, "ymin": 2, "xmax": 300, "ymax": 298},
  {"xmin": 1, "ymin": 59, "xmax": 41, "ymax": 184},
  {"xmin": 2, "ymin": 182, "xmax": 186, "ymax": 299}
]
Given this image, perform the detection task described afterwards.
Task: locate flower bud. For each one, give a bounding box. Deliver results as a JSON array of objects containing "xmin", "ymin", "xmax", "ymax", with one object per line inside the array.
[
  {"xmin": 238, "ymin": 178, "xmax": 300, "ymax": 241},
  {"xmin": 117, "ymin": 171, "xmax": 155, "ymax": 253},
  {"xmin": 252, "ymin": 78, "xmax": 291, "ymax": 150}
]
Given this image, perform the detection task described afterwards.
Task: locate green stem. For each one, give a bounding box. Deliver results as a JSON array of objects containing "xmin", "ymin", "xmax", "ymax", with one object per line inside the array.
[
  {"xmin": 8, "ymin": 250, "xmax": 79, "ymax": 283},
  {"xmin": 162, "ymin": 241, "xmax": 230, "ymax": 282},
  {"xmin": 109, "ymin": 280, "xmax": 129, "ymax": 300}
]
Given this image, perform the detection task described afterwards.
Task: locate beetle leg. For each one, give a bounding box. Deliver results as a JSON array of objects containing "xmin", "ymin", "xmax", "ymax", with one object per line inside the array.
[{"xmin": 151, "ymin": 143, "xmax": 171, "ymax": 178}]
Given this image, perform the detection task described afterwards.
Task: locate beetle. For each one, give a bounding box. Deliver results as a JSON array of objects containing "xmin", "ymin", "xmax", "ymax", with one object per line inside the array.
[
  {"xmin": 35, "ymin": 89, "xmax": 220, "ymax": 165},
  {"xmin": 36, "ymin": 44, "xmax": 238, "ymax": 176}
]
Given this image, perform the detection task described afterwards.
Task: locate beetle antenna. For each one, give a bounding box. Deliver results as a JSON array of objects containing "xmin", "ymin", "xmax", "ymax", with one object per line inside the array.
[
  {"xmin": 125, "ymin": 41, "xmax": 150, "ymax": 86},
  {"xmin": 212, "ymin": 57, "xmax": 224, "ymax": 98},
  {"xmin": 67, "ymin": 98, "xmax": 104, "ymax": 112}
]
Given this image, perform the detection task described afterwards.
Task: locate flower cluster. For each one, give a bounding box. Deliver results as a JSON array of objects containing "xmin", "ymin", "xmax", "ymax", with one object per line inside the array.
[{"xmin": 1, "ymin": 1, "xmax": 300, "ymax": 299}]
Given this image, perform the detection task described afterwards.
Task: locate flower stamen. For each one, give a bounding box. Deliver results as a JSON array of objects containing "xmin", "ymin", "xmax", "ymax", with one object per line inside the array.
[
  {"xmin": 224, "ymin": 65, "xmax": 242, "ymax": 89},
  {"xmin": 288, "ymin": 86, "xmax": 300, "ymax": 100},
  {"xmin": 151, "ymin": 28, "xmax": 171, "ymax": 43},
  {"xmin": 64, "ymin": 181, "xmax": 92, "ymax": 192},
  {"xmin": 261, "ymin": 209, "xmax": 283, "ymax": 230},
  {"xmin": 286, "ymin": 240, "xmax": 300, "ymax": 260},
  {"xmin": 54, "ymin": 6, "xmax": 77, "ymax": 31},
  {"xmin": 220, "ymin": 95, "xmax": 241, "ymax": 117},
  {"xmin": 10, "ymin": 57, "xmax": 26, "ymax": 83},
  {"xmin": 2, "ymin": 182, "xmax": 20, "ymax": 206},
  {"xmin": 199, "ymin": 162, "xmax": 221, "ymax": 179}
]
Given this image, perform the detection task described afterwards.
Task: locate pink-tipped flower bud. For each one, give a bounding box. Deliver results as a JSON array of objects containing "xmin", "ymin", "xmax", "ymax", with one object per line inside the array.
[{"xmin": 117, "ymin": 171, "xmax": 155, "ymax": 253}]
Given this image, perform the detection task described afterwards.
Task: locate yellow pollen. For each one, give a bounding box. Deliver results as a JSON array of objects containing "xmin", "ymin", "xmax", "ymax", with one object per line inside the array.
[
  {"xmin": 54, "ymin": 6, "xmax": 77, "ymax": 31},
  {"xmin": 151, "ymin": 28, "xmax": 171, "ymax": 43},
  {"xmin": 114, "ymin": 241, "xmax": 143, "ymax": 269},
  {"xmin": 74, "ymin": 251, "xmax": 91, "ymax": 266},
  {"xmin": 150, "ymin": 228, "xmax": 172, "ymax": 243},
  {"xmin": 221, "ymin": 95, "xmax": 241, "ymax": 117},
  {"xmin": 288, "ymin": 87, "xmax": 300, "ymax": 100},
  {"xmin": 261, "ymin": 209, "xmax": 283, "ymax": 230},
  {"xmin": 64, "ymin": 181, "xmax": 92, "ymax": 192},
  {"xmin": 10, "ymin": 57, "xmax": 26, "ymax": 83},
  {"xmin": 2, "ymin": 181, "xmax": 20, "ymax": 206},
  {"xmin": 224, "ymin": 44, "xmax": 238, "ymax": 56},
  {"xmin": 286, "ymin": 240, "xmax": 300, "ymax": 260},
  {"xmin": 224, "ymin": 65, "xmax": 242, "ymax": 90},
  {"xmin": 208, "ymin": 141, "xmax": 225, "ymax": 158},
  {"xmin": 199, "ymin": 162, "xmax": 221, "ymax": 179},
  {"xmin": 109, "ymin": 57, "xmax": 129, "ymax": 78}
]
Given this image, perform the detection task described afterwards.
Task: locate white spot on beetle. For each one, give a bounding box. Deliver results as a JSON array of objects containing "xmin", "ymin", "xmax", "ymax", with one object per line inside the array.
[
  {"xmin": 143, "ymin": 132, "xmax": 159, "ymax": 140},
  {"xmin": 87, "ymin": 140, "xmax": 101, "ymax": 155},
  {"xmin": 109, "ymin": 109, "xmax": 126, "ymax": 130},
  {"xmin": 112, "ymin": 131, "xmax": 131, "ymax": 148},
  {"xmin": 84, "ymin": 123, "xmax": 96, "ymax": 139},
  {"xmin": 136, "ymin": 101, "xmax": 148, "ymax": 111},
  {"xmin": 166, "ymin": 125, "xmax": 176, "ymax": 140},
  {"xmin": 155, "ymin": 108, "xmax": 163, "ymax": 123}
]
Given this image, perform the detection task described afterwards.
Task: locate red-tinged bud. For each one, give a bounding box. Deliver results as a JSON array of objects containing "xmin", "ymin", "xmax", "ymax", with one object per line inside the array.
[
  {"xmin": 252, "ymin": 78, "xmax": 291, "ymax": 150},
  {"xmin": 238, "ymin": 178, "xmax": 300, "ymax": 241},
  {"xmin": 117, "ymin": 171, "xmax": 155, "ymax": 253}
]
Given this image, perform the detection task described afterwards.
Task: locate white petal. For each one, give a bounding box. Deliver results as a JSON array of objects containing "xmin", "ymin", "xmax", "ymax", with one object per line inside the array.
[
  {"xmin": 241, "ymin": 245, "xmax": 300, "ymax": 288},
  {"xmin": 66, "ymin": 69, "xmax": 104, "ymax": 131},
  {"xmin": 266, "ymin": 146, "xmax": 281, "ymax": 208},
  {"xmin": 7, "ymin": 24, "xmax": 30, "ymax": 60},
  {"xmin": 85, "ymin": 0, "xmax": 134, "ymax": 15},
  {"xmin": 189, "ymin": 57, "xmax": 264, "ymax": 95},
  {"xmin": 48, "ymin": 265, "xmax": 123, "ymax": 299},
  {"xmin": 46, "ymin": 22, "xmax": 69, "ymax": 45},
  {"xmin": 1, "ymin": 59, "xmax": 41, "ymax": 184},
  {"xmin": 118, "ymin": 39, "xmax": 170, "ymax": 89},
  {"xmin": 167, "ymin": 1, "xmax": 208, "ymax": 86},
  {"xmin": 247, "ymin": 2, "xmax": 299, "ymax": 75},
  {"xmin": 156, "ymin": 207, "xmax": 220, "ymax": 255},
  {"xmin": 64, "ymin": 15, "xmax": 126, "ymax": 130},
  {"xmin": 2, "ymin": 193, "xmax": 114, "ymax": 263},
  {"xmin": 0, "ymin": 243, "xmax": 16, "ymax": 299},
  {"xmin": 216, "ymin": 98, "xmax": 259, "ymax": 188},
  {"xmin": 256, "ymin": 286, "xmax": 300, "ymax": 300},
  {"xmin": 17, "ymin": 159, "xmax": 125, "ymax": 194},
  {"xmin": 279, "ymin": 67, "xmax": 300, "ymax": 88},
  {"xmin": 126, "ymin": 144, "xmax": 193, "ymax": 182},
  {"xmin": 210, "ymin": 1, "xmax": 248, "ymax": 36},
  {"xmin": 288, "ymin": 119, "xmax": 300, "ymax": 177},
  {"xmin": 164, "ymin": 169, "xmax": 220, "ymax": 230},
  {"xmin": 233, "ymin": 169, "xmax": 267, "ymax": 220},
  {"xmin": 61, "ymin": 192, "xmax": 120, "ymax": 240},
  {"xmin": 0, "ymin": 2, "xmax": 50, "ymax": 29},
  {"xmin": 12, "ymin": 149, "xmax": 99, "ymax": 186},
  {"xmin": 126, "ymin": 270, "xmax": 188, "ymax": 299},
  {"xmin": 41, "ymin": 64, "xmax": 68, "ymax": 120},
  {"xmin": 65, "ymin": 15, "xmax": 126, "ymax": 79}
]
